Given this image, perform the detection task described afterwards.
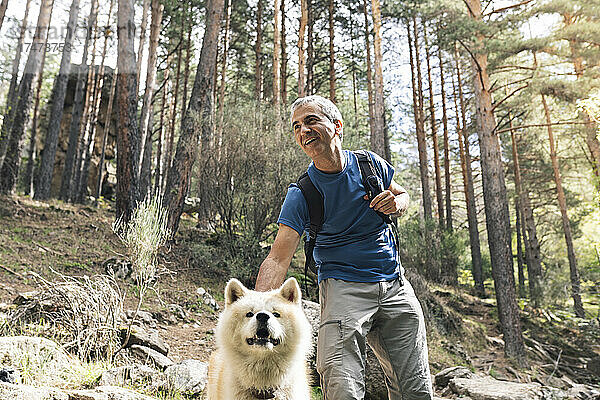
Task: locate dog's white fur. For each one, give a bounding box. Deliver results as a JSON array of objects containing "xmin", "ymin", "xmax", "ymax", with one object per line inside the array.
[{"xmin": 206, "ymin": 277, "xmax": 312, "ymax": 400}]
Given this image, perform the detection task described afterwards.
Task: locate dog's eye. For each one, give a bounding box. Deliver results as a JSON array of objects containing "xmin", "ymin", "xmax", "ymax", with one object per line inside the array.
[
  {"xmin": 273, "ymin": 312, "xmax": 280, "ymax": 318},
  {"xmin": 246, "ymin": 312, "xmax": 254, "ymax": 317}
]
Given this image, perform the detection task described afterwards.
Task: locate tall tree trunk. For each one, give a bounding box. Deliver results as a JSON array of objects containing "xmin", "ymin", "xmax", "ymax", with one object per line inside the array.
[
  {"xmin": 464, "ymin": 0, "xmax": 525, "ymax": 363},
  {"xmin": 0, "ymin": 0, "xmax": 54, "ymax": 195},
  {"xmin": 0, "ymin": 0, "xmax": 9, "ymax": 32},
  {"xmin": 155, "ymin": 70, "xmax": 169, "ymax": 194},
  {"xmin": 408, "ymin": 18, "xmax": 432, "ymax": 221},
  {"xmin": 424, "ymin": 27, "xmax": 444, "ymax": 228},
  {"xmin": 508, "ymin": 109, "xmax": 542, "ymax": 304},
  {"xmin": 297, "ymin": 0, "xmax": 307, "ymax": 97},
  {"xmin": 255, "ymin": 0, "xmax": 263, "ymax": 100},
  {"xmin": 60, "ymin": 0, "xmax": 99, "ymax": 200},
  {"xmin": 455, "ymin": 49, "xmax": 484, "ymax": 297},
  {"xmin": 438, "ymin": 42, "xmax": 452, "ymax": 231},
  {"xmin": 35, "ymin": 0, "xmax": 80, "ymax": 200},
  {"xmin": 363, "ymin": 0, "xmax": 374, "ymax": 141},
  {"xmin": 515, "ymin": 196, "xmax": 526, "ymax": 298},
  {"xmin": 163, "ymin": 0, "xmax": 223, "ymax": 237},
  {"xmin": 181, "ymin": 18, "xmax": 192, "ymax": 116},
  {"xmin": 216, "ymin": 0, "xmax": 231, "ymax": 150},
  {"xmin": 25, "ymin": 45, "xmax": 48, "ymax": 196},
  {"xmin": 328, "ymin": 0, "xmax": 335, "ymax": 101},
  {"xmin": 541, "ymin": 92, "xmax": 585, "ymax": 318},
  {"xmin": 135, "ymin": 0, "xmax": 150, "ymax": 95},
  {"xmin": 280, "ymin": 0, "xmax": 287, "ymax": 103},
  {"xmin": 273, "ymin": 0, "xmax": 281, "ymax": 109},
  {"xmin": 370, "ymin": 0, "xmax": 387, "ymax": 160},
  {"xmin": 77, "ymin": 0, "xmax": 114, "ymax": 203},
  {"xmin": 95, "ymin": 70, "xmax": 117, "ymax": 200},
  {"xmin": 306, "ymin": 0, "xmax": 313, "ymax": 95},
  {"xmin": 115, "ymin": 0, "xmax": 141, "ymax": 223},
  {"xmin": 139, "ymin": 0, "xmax": 164, "ymax": 195},
  {"xmin": 0, "ymin": 0, "xmax": 32, "ymax": 168},
  {"xmin": 167, "ymin": 18, "xmax": 185, "ymax": 170}
]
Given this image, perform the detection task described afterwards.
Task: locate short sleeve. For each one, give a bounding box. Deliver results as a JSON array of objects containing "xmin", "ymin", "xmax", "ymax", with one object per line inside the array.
[
  {"xmin": 277, "ymin": 184, "xmax": 310, "ymax": 237},
  {"xmin": 367, "ymin": 151, "xmax": 395, "ymax": 189}
]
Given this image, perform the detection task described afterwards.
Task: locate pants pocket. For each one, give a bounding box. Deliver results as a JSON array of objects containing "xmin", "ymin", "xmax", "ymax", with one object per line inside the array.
[{"xmin": 316, "ymin": 319, "xmax": 343, "ymax": 375}]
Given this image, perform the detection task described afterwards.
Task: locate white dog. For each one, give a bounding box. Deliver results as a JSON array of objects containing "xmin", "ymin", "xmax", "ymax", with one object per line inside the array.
[{"xmin": 207, "ymin": 277, "xmax": 312, "ymax": 400}]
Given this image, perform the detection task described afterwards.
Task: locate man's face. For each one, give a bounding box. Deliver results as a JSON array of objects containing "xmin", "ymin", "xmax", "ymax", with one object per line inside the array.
[{"xmin": 291, "ymin": 103, "xmax": 342, "ymax": 160}]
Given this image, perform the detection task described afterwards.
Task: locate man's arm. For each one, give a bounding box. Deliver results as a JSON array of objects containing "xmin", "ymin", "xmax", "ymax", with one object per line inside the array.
[
  {"xmin": 365, "ymin": 180, "xmax": 409, "ymax": 217},
  {"xmin": 255, "ymin": 224, "xmax": 301, "ymax": 291}
]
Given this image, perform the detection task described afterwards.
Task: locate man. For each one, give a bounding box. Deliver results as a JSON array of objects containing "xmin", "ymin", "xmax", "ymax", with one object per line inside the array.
[{"xmin": 255, "ymin": 95, "xmax": 432, "ymax": 400}]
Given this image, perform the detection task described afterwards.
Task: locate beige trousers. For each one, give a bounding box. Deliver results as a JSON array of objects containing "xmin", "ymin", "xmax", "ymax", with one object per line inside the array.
[{"xmin": 316, "ymin": 278, "xmax": 433, "ymax": 400}]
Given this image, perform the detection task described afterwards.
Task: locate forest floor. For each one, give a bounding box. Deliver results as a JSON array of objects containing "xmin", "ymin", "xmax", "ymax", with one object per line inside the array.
[{"xmin": 0, "ymin": 194, "xmax": 599, "ymax": 395}]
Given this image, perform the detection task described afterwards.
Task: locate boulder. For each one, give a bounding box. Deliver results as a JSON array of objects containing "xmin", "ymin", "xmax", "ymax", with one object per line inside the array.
[
  {"xmin": 0, "ymin": 382, "xmax": 68, "ymax": 400},
  {"xmin": 434, "ymin": 366, "xmax": 474, "ymax": 388},
  {"xmin": 129, "ymin": 345, "xmax": 174, "ymax": 370},
  {"xmin": 449, "ymin": 375, "xmax": 566, "ymax": 400},
  {"xmin": 0, "ymin": 336, "xmax": 75, "ymax": 375},
  {"xmin": 99, "ymin": 364, "xmax": 158, "ymax": 387},
  {"xmin": 164, "ymin": 359, "xmax": 208, "ymax": 395},
  {"xmin": 68, "ymin": 385, "xmax": 156, "ymax": 399},
  {"xmin": 121, "ymin": 326, "xmax": 169, "ymax": 356}
]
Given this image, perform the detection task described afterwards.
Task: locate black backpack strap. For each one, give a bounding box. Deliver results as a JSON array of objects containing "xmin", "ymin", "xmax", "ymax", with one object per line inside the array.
[
  {"xmin": 353, "ymin": 150, "xmax": 392, "ymax": 224},
  {"xmin": 296, "ymin": 172, "xmax": 324, "ymax": 295}
]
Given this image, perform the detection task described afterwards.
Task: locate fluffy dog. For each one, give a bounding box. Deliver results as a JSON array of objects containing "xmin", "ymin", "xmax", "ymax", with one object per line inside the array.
[{"xmin": 207, "ymin": 277, "xmax": 312, "ymax": 400}]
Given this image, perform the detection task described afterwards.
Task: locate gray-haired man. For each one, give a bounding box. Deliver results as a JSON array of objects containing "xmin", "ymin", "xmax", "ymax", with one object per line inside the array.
[{"xmin": 255, "ymin": 95, "xmax": 433, "ymax": 399}]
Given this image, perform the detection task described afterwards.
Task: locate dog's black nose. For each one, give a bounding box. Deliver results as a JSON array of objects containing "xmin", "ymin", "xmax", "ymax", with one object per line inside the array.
[{"xmin": 256, "ymin": 312, "xmax": 270, "ymax": 323}]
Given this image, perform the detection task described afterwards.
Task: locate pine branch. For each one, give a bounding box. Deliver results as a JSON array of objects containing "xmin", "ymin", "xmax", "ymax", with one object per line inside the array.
[
  {"xmin": 496, "ymin": 121, "xmax": 586, "ymax": 134},
  {"xmin": 492, "ymin": 83, "xmax": 529, "ymax": 111},
  {"xmin": 484, "ymin": 0, "xmax": 534, "ymax": 17}
]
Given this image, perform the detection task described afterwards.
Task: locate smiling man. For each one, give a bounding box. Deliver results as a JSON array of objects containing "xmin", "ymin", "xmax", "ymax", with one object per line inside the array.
[{"xmin": 255, "ymin": 95, "xmax": 433, "ymax": 399}]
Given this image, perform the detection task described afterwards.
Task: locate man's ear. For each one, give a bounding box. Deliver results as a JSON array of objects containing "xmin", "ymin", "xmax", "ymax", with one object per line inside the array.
[
  {"xmin": 279, "ymin": 277, "xmax": 302, "ymax": 304},
  {"xmin": 225, "ymin": 278, "xmax": 247, "ymax": 307},
  {"xmin": 335, "ymin": 120, "xmax": 343, "ymax": 139}
]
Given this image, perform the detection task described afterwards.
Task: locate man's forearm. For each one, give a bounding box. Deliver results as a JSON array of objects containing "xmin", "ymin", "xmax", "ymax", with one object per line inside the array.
[{"xmin": 255, "ymin": 256, "xmax": 289, "ymax": 291}]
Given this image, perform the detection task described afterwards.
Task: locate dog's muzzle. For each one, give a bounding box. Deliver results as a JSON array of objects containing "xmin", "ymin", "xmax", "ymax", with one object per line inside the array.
[{"xmin": 246, "ymin": 312, "xmax": 281, "ymax": 346}]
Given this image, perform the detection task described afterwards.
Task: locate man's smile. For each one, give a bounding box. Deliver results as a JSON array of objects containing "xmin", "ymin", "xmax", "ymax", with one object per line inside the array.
[{"xmin": 304, "ymin": 137, "xmax": 318, "ymax": 146}]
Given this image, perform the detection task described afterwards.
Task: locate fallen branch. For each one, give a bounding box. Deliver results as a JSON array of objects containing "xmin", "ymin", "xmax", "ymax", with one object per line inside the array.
[
  {"xmin": 0, "ymin": 265, "xmax": 24, "ymax": 279},
  {"xmin": 32, "ymin": 241, "xmax": 62, "ymax": 256}
]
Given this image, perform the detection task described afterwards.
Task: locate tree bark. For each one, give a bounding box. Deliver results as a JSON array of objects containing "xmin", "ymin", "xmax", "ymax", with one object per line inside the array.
[
  {"xmin": 25, "ymin": 44, "xmax": 48, "ymax": 196},
  {"xmin": 540, "ymin": 93, "xmax": 585, "ymax": 318},
  {"xmin": 60, "ymin": 0, "xmax": 98, "ymax": 200},
  {"xmin": 280, "ymin": 0, "xmax": 287, "ymax": 103},
  {"xmin": 155, "ymin": 68, "xmax": 169, "ymax": 194},
  {"xmin": 0, "ymin": 0, "xmax": 54, "ymax": 195},
  {"xmin": 306, "ymin": 0, "xmax": 313, "ymax": 95},
  {"xmin": 297, "ymin": 0, "xmax": 307, "ymax": 97},
  {"xmin": 508, "ymin": 110, "xmax": 542, "ymax": 304},
  {"xmin": 328, "ymin": 0, "xmax": 335, "ymax": 101},
  {"xmin": 370, "ymin": 0, "xmax": 387, "ymax": 160},
  {"xmin": 273, "ymin": 0, "xmax": 281, "ymax": 109},
  {"xmin": 163, "ymin": 0, "xmax": 223, "ymax": 237},
  {"xmin": 167, "ymin": 18, "xmax": 185, "ymax": 170},
  {"xmin": 115, "ymin": 0, "xmax": 141, "ymax": 223},
  {"xmin": 216, "ymin": 0, "xmax": 231, "ymax": 149},
  {"xmin": 95, "ymin": 70, "xmax": 117, "ymax": 200},
  {"xmin": 138, "ymin": 0, "xmax": 164, "ymax": 196},
  {"xmin": 464, "ymin": 0, "xmax": 525, "ymax": 364},
  {"xmin": 34, "ymin": 0, "xmax": 80, "ymax": 200},
  {"xmin": 0, "ymin": 0, "xmax": 32, "ymax": 169},
  {"xmin": 424, "ymin": 27, "xmax": 444, "ymax": 228},
  {"xmin": 0, "ymin": 0, "xmax": 9, "ymax": 32},
  {"xmin": 438, "ymin": 42, "xmax": 452, "ymax": 232},
  {"xmin": 454, "ymin": 49, "xmax": 484, "ymax": 297},
  {"xmin": 363, "ymin": 0, "xmax": 374, "ymax": 141},
  {"xmin": 255, "ymin": 0, "xmax": 263, "ymax": 100},
  {"xmin": 135, "ymin": 0, "xmax": 150, "ymax": 95},
  {"xmin": 408, "ymin": 18, "xmax": 432, "ymax": 221},
  {"xmin": 515, "ymin": 196, "xmax": 526, "ymax": 298}
]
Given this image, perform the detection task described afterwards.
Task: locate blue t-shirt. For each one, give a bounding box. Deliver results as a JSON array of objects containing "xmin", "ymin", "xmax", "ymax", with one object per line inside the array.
[{"xmin": 278, "ymin": 150, "xmax": 402, "ymax": 283}]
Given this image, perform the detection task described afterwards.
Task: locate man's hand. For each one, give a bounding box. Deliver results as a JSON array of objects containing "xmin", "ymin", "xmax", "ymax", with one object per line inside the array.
[{"xmin": 363, "ymin": 180, "xmax": 409, "ymax": 217}]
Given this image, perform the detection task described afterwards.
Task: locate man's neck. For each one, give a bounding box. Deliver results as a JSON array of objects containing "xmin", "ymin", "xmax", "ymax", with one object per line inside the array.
[{"xmin": 313, "ymin": 147, "xmax": 345, "ymax": 173}]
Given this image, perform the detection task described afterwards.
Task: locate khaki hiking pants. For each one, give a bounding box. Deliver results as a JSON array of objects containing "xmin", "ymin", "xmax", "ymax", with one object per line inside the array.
[{"xmin": 316, "ymin": 278, "xmax": 433, "ymax": 400}]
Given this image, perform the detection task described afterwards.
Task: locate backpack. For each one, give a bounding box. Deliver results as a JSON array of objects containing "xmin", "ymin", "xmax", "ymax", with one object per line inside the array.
[{"xmin": 296, "ymin": 150, "xmax": 395, "ymax": 295}]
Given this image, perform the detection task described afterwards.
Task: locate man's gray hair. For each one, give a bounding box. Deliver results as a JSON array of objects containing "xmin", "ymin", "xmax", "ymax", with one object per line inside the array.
[{"xmin": 290, "ymin": 95, "xmax": 343, "ymax": 124}]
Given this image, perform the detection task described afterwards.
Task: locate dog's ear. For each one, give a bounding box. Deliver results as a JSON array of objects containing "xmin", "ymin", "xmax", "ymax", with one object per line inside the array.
[
  {"xmin": 225, "ymin": 278, "xmax": 247, "ymax": 307},
  {"xmin": 279, "ymin": 277, "xmax": 301, "ymax": 304}
]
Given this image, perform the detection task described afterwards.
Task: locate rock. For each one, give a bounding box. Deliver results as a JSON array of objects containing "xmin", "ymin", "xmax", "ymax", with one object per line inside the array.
[
  {"xmin": 129, "ymin": 345, "xmax": 174, "ymax": 370},
  {"xmin": 588, "ymin": 356, "xmax": 600, "ymax": 378},
  {"xmin": 449, "ymin": 375, "xmax": 566, "ymax": 400},
  {"xmin": 196, "ymin": 288, "xmax": 206, "ymax": 296},
  {"xmin": 126, "ymin": 310, "xmax": 157, "ymax": 328},
  {"xmin": 164, "ymin": 359, "xmax": 208, "ymax": 395},
  {"xmin": 0, "ymin": 336, "xmax": 75, "ymax": 376},
  {"xmin": 0, "ymin": 367, "xmax": 19, "ymax": 384},
  {"xmin": 71, "ymin": 385, "xmax": 156, "ymax": 399},
  {"xmin": 0, "ymin": 382, "xmax": 68, "ymax": 399},
  {"xmin": 99, "ymin": 364, "xmax": 158, "ymax": 387},
  {"xmin": 434, "ymin": 366, "xmax": 474, "ymax": 388},
  {"xmin": 121, "ymin": 325, "xmax": 169, "ymax": 356},
  {"xmin": 103, "ymin": 258, "xmax": 133, "ymax": 280},
  {"xmin": 168, "ymin": 304, "xmax": 188, "ymax": 321}
]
